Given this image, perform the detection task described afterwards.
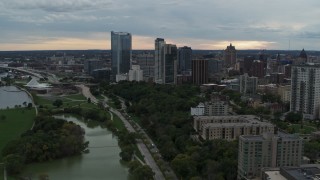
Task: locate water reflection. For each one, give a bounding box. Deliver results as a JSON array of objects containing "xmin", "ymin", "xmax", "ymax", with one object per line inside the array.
[
  {"xmin": 21, "ymin": 114, "xmax": 128, "ymax": 180},
  {"xmin": 0, "ymin": 86, "xmax": 32, "ymax": 109}
]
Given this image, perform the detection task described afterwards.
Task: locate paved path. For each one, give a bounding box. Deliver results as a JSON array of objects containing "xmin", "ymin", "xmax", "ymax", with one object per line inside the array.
[
  {"xmin": 0, "ymin": 163, "xmax": 6, "ymax": 180},
  {"xmin": 78, "ymin": 85, "xmax": 165, "ymax": 180}
]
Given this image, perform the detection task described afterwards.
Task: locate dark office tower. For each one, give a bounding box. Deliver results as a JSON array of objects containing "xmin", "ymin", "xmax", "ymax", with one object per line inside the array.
[
  {"xmin": 192, "ymin": 59, "xmax": 208, "ymax": 85},
  {"xmin": 84, "ymin": 60, "xmax": 103, "ymax": 75},
  {"xmin": 164, "ymin": 44, "xmax": 178, "ymax": 84},
  {"xmin": 284, "ymin": 64, "xmax": 291, "ymax": 78},
  {"xmin": 111, "ymin": 31, "xmax": 132, "ymax": 76},
  {"xmin": 154, "ymin": 38, "xmax": 166, "ymax": 84},
  {"xmin": 223, "ymin": 43, "xmax": 237, "ymax": 67},
  {"xmin": 243, "ymin": 56, "xmax": 255, "ymax": 75},
  {"xmin": 252, "ymin": 60, "xmax": 265, "ymax": 78},
  {"xmin": 178, "ymin": 46, "xmax": 192, "ymax": 73},
  {"xmin": 259, "ymin": 51, "xmax": 268, "ymax": 69}
]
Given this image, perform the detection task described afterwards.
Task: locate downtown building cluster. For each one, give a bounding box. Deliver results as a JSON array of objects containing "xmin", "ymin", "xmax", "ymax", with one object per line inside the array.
[{"xmin": 82, "ymin": 31, "xmax": 320, "ymax": 180}]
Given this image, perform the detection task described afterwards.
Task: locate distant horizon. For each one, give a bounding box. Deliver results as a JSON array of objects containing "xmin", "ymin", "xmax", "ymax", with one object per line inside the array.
[{"xmin": 0, "ymin": 48, "xmax": 318, "ymax": 52}]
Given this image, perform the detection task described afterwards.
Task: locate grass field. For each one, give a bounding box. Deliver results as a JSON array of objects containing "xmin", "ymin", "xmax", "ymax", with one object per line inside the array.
[
  {"xmin": 33, "ymin": 94, "xmax": 99, "ymax": 110},
  {"xmin": 289, "ymin": 124, "xmax": 317, "ymax": 134},
  {"xmin": 0, "ymin": 108, "xmax": 36, "ymax": 160},
  {"xmin": 112, "ymin": 112, "xmax": 126, "ymax": 132}
]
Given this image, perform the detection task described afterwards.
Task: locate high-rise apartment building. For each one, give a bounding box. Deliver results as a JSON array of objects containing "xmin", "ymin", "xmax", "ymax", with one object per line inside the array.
[
  {"xmin": 224, "ymin": 43, "xmax": 237, "ymax": 67},
  {"xmin": 192, "ymin": 59, "xmax": 208, "ymax": 85},
  {"xmin": 135, "ymin": 53, "xmax": 154, "ymax": 80},
  {"xmin": 237, "ymin": 133, "xmax": 304, "ymax": 180},
  {"xmin": 111, "ymin": 31, "xmax": 132, "ymax": 77},
  {"xmin": 178, "ymin": 46, "xmax": 192, "ymax": 73},
  {"xmin": 154, "ymin": 38, "xmax": 166, "ymax": 84},
  {"xmin": 164, "ymin": 44, "xmax": 178, "ymax": 84},
  {"xmin": 239, "ymin": 73, "xmax": 258, "ymax": 95},
  {"xmin": 291, "ymin": 64, "xmax": 320, "ymax": 120}
]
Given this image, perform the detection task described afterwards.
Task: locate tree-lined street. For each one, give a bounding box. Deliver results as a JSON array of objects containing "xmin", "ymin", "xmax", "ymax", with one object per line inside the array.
[{"xmin": 78, "ymin": 85, "xmax": 165, "ymax": 180}]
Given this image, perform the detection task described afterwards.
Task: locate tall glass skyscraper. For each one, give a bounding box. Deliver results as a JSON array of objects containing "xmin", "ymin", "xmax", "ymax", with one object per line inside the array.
[
  {"xmin": 111, "ymin": 31, "xmax": 132, "ymax": 76},
  {"xmin": 178, "ymin": 46, "xmax": 192, "ymax": 74},
  {"xmin": 154, "ymin": 38, "xmax": 166, "ymax": 84}
]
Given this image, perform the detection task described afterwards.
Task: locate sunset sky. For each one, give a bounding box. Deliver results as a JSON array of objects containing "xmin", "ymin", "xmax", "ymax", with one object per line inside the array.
[{"xmin": 0, "ymin": 0, "xmax": 320, "ymax": 50}]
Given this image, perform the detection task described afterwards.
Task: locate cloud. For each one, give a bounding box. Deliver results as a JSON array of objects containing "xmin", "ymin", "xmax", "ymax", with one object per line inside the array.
[
  {"xmin": 299, "ymin": 32, "xmax": 320, "ymax": 39},
  {"xmin": 2, "ymin": 0, "xmax": 115, "ymax": 12},
  {"xmin": 0, "ymin": 0, "xmax": 319, "ymax": 50}
]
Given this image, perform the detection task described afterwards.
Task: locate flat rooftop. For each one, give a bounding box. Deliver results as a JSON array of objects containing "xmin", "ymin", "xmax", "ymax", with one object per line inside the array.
[
  {"xmin": 264, "ymin": 171, "xmax": 287, "ymax": 180},
  {"xmin": 282, "ymin": 166, "xmax": 320, "ymax": 180}
]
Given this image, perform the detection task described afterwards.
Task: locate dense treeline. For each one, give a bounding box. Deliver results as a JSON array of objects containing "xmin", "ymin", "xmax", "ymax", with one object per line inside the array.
[
  {"xmin": 2, "ymin": 115, "xmax": 88, "ymax": 175},
  {"xmin": 103, "ymin": 81, "xmax": 238, "ymax": 180}
]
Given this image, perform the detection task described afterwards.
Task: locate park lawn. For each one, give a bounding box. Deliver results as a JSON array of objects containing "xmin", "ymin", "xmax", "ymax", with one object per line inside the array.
[
  {"xmin": 112, "ymin": 113, "xmax": 126, "ymax": 132},
  {"xmin": 63, "ymin": 94, "xmax": 87, "ymax": 101},
  {"xmin": 290, "ymin": 124, "xmax": 317, "ymax": 134},
  {"xmin": 0, "ymin": 108, "xmax": 36, "ymax": 161},
  {"xmin": 33, "ymin": 95, "xmax": 53, "ymax": 106}
]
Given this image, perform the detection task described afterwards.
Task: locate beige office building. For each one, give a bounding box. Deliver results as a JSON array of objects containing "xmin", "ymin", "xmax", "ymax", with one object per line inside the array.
[{"xmin": 237, "ymin": 133, "xmax": 304, "ymax": 180}]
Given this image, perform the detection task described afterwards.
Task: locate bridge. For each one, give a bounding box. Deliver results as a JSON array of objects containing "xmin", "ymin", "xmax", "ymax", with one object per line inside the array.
[{"xmin": 0, "ymin": 66, "xmax": 44, "ymax": 79}]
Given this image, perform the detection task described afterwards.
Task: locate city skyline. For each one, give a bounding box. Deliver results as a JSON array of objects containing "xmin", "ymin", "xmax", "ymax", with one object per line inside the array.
[{"xmin": 1, "ymin": 0, "xmax": 320, "ymax": 50}]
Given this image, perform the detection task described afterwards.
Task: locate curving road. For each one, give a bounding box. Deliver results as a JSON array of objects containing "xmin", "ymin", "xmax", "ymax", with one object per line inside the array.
[{"xmin": 77, "ymin": 85, "xmax": 165, "ymax": 180}]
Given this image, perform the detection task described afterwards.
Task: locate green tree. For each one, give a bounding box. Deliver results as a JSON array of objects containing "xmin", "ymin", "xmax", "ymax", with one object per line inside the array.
[
  {"xmin": 304, "ymin": 140, "xmax": 320, "ymax": 162},
  {"xmin": 27, "ymin": 103, "xmax": 33, "ymax": 109},
  {"xmin": 3, "ymin": 154, "xmax": 25, "ymax": 175},
  {"xmin": 119, "ymin": 145, "xmax": 134, "ymax": 161},
  {"xmin": 131, "ymin": 165, "xmax": 154, "ymax": 180},
  {"xmin": 285, "ymin": 112, "xmax": 303, "ymax": 123},
  {"xmin": 0, "ymin": 114, "xmax": 6, "ymax": 122},
  {"xmin": 171, "ymin": 154, "xmax": 196, "ymax": 179},
  {"xmin": 52, "ymin": 99, "xmax": 63, "ymax": 108}
]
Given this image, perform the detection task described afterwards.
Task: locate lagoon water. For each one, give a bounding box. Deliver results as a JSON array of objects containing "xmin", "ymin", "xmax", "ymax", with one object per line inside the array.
[
  {"xmin": 0, "ymin": 86, "xmax": 32, "ymax": 109},
  {"xmin": 21, "ymin": 114, "xmax": 129, "ymax": 180}
]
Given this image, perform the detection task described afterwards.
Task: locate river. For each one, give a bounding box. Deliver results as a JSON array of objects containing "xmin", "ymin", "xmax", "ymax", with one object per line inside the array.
[
  {"xmin": 0, "ymin": 86, "xmax": 32, "ymax": 109},
  {"xmin": 20, "ymin": 114, "xmax": 129, "ymax": 180}
]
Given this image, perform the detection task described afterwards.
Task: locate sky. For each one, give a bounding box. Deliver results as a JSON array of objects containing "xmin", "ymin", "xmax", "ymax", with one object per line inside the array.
[{"xmin": 0, "ymin": 0, "xmax": 320, "ymax": 51}]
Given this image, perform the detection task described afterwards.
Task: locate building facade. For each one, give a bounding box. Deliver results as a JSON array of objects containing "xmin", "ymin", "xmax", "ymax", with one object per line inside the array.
[
  {"xmin": 192, "ymin": 59, "xmax": 208, "ymax": 85},
  {"xmin": 252, "ymin": 60, "xmax": 266, "ymax": 78},
  {"xmin": 164, "ymin": 44, "xmax": 178, "ymax": 84},
  {"xmin": 191, "ymin": 103, "xmax": 205, "ymax": 116},
  {"xmin": 154, "ymin": 38, "xmax": 166, "ymax": 84},
  {"xmin": 129, "ymin": 65, "xmax": 143, "ymax": 82},
  {"xmin": 135, "ymin": 53, "xmax": 154, "ymax": 80},
  {"xmin": 204, "ymin": 101, "xmax": 229, "ymax": 116},
  {"xmin": 237, "ymin": 133, "xmax": 304, "ymax": 180},
  {"xmin": 193, "ymin": 115, "xmax": 275, "ymax": 141},
  {"xmin": 84, "ymin": 60, "xmax": 103, "ymax": 75},
  {"xmin": 239, "ymin": 73, "xmax": 258, "ymax": 95},
  {"xmin": 111, "ymin": 31, "xmax": 132, "ymax": 77},
  {"xmin": 291, "ymin": 64, "xmax": 320, "ymax": 119},
  {"xmin": 178, "ymin": 46, "xmax": 192, "ymax": 73},
  {"xmin": 224, "ymin": 43, "xmax": 237, "ymax": 67}
]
